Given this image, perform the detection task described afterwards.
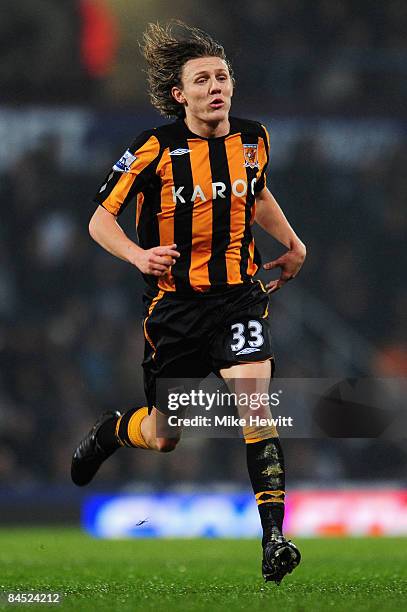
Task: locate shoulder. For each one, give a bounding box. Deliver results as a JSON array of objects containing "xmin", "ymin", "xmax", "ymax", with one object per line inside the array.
[
  {"xmin": 230, "ymin": 117, "xmax": 270, "ymax": 154},
  {"xmin": 124, "ymin": 122, "xmax": 181, "ymax": 164},
  {"xmin": 125, "ymin": 128, "xmax": 158, "ymax": 157},
  {"xmin": 230, "ymin": 116, "xmax": 267, "ymax": 137},
  {"xmin": 127, "ymin": 120, "xmax": 186, "ymax": 154},
  {"xmin": 153, "ymin": 120, "xmax": 185, "ymax": 140}
]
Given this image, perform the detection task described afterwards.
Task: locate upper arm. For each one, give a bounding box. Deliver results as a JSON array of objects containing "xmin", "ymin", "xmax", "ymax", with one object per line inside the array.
[
  {"xmin": 255, "ymin": 185, "xmax": 271, "ymax": 214},
  {"xmin": 89, "ymin": 205, "xmax": 118, "ymax": 237},
  {"xmin": 255, "ymin": 185, "xmax": 271, "ymax": 204},
  {"xmin": 254, "ymin": 187, "xmax": 281, "ymax": 228},
  {"xmin": 93, "ymin": 131, "xmax": 161, "ymax": 217}
]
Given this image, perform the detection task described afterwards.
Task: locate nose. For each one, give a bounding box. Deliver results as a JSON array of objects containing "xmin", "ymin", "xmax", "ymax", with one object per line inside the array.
[{"xmin": 209, "ymin": 78, "xmax": 221, "ymax": 94}]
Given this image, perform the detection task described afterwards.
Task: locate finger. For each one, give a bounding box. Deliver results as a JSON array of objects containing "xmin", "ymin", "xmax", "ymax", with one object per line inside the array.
[
  {"xmin": 159, "ymin": 243, "xmax": 178, "ymax": 249},
  {"xmin": 150, "ymin": 264, "xmax": 168, "ymax": 273},
  {"xmin": 263, "ymin": 259, "xmax": 282, "ymax": 270},
  {"xmin": 154, "ymin": 255, "xmax": 173, "ymax": 265},
  {"xmin": 157, "ymin": 250, "xmax": 180, "ymax": 260},
  {"xmin": 265, "ymin": 280, "xmax": 279, "ymax": 293},
  {"xmin": 152, "ymin": 255, "xmax": 175, "ymax": 267},
  {"xmin": 150, "ymin": 266, "xmax": 172, "ymax": 276},
  {"xmin": 266, "ymin": 279, "xmax": 287, "ymax": 293},
  {"xmin": 154, "ymin": 246, "xmax": 180, "ymax": 257}
]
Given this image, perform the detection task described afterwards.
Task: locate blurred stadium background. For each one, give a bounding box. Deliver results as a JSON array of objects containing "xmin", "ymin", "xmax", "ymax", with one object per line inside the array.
[{"xmin": 0, "ymin": 0, "xmax": 406, "ymax": 536}]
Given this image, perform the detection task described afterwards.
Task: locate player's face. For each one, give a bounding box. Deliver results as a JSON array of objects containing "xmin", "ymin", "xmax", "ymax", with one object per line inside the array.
[{"xmin": 172, "ymin": 56, "xmax": 233, "ymax": 126}]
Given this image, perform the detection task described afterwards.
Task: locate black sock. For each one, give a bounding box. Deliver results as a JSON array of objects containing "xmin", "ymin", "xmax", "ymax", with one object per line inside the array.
[
  {"xmin": 97, "ymin": 416, "xmax": 121, "ymax": 453},
  {"xmin": 246, "ymin": 437, "xmax": 285, "ymax": 545}
]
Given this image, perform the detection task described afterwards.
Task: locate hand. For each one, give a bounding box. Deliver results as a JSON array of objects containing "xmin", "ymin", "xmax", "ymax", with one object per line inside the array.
[
  {"xmin": 131, "ymin": 244, "xmax": 180, "ymax": 276},
  {"xmin": 263, "ymin": 243, "xmax": 306, "ymax": 293}
]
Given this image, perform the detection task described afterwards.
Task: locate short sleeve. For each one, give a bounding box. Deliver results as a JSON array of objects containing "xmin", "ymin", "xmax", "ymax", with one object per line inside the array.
[
  {"xmin": 93, "ymin": 131, "xmax": 160, "ymax": 216},
  {"xmin": 254, "ymin": 124, "xmax": 270, "ymax": 193}
]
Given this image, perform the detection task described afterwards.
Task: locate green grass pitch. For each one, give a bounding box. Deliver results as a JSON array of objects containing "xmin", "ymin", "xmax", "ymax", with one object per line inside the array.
[{"xmin": 0, "ymin": 529, "xmax": 406, "ymax": 611}]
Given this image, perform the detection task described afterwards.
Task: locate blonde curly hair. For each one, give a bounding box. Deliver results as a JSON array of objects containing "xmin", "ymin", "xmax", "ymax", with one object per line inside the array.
[{"xmin": 141, "ymin": 20, "xmax": 234, "ymax": 118}]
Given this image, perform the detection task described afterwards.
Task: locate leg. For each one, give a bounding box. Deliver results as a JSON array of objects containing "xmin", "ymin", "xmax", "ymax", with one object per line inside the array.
[
  {"xmin": 117, "ymin": 406, "xmax": 182, "ymax": 452},
  {"xmin": 71, "ymin": 405, "xmax": 182, "ymax": 487},
  {"xmin": 71, "ymin": 289, "xmax": 206, "ymax": 486},
  {"xmin": 220, "ymin": 359, "xmax": 300, "ymax": 583},
  {"xmin": 220, "ymin": 360, "xmax": 284, "ymax": 537}
]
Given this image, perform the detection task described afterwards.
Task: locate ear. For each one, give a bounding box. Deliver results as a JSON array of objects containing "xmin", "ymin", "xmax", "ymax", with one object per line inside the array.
[{"xmin": 171, "ymin": 86, "xmax": 186, "ymax": 105}]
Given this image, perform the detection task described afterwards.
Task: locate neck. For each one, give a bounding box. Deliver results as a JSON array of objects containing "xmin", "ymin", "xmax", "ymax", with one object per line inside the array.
[{"xmin": 184, "ymin": 115, "xmax": 230, "ymax": 139}]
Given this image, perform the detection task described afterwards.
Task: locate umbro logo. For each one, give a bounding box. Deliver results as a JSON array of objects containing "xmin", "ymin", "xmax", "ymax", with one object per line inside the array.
[
  {"xmin": 235, "ymin": 347, "xmax": 261, "ymax": 356},
  {"xmin": 169, "ymin": 148, "xmax": 191, "ymax": 156}
]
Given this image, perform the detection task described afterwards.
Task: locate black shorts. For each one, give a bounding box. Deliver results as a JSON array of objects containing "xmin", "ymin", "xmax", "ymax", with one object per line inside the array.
[{"xmin": 142, "ymin": 281, "xmax": 274, "ymax": 414}]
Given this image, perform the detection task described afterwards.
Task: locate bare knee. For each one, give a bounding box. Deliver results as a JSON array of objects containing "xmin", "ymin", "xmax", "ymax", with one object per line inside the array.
[{"xmin": 155, "ymin": 437, "xmax": 180, "ymax": 453}]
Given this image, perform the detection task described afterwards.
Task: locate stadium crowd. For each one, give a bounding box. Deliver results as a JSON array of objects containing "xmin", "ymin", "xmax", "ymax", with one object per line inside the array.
[{"xmin": 1, "ymin": 0, "xmax": 406, "ymax": 115}]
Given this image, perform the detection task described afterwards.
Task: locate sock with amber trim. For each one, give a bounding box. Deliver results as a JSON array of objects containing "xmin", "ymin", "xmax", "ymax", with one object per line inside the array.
[
  {"xmin": 115, "ymin": 407, "xmax": 150, "ymax": 449},
  {"xmin": 97, "ymin": 407, "xmax": 150, "ymax": 451},
  {"xmin": 246, "ymin": 437, "xmax": 285, "ymax": 544}
]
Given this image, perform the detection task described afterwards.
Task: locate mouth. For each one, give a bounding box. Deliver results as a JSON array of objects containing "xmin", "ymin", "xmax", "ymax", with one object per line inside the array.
[{"xmin": 209, "ymin": 98, "xmax": 224, "ymax": 109}]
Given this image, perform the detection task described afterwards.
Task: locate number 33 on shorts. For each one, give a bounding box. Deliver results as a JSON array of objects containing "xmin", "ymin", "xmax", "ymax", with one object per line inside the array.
[{"xmin": 228, "ymin": 319, "xmax": 272, "ymax": 360}]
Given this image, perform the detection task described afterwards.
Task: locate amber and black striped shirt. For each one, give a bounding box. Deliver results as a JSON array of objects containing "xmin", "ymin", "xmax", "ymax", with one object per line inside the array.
[{"xmin": 94, "ymin": 117, "xmax": 270, "ymax": 293}]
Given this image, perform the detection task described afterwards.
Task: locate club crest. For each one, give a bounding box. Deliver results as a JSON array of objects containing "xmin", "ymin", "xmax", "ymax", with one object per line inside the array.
[{"xmin": 243, "ymin": 144, "xmax": 259, "ymax": 169}]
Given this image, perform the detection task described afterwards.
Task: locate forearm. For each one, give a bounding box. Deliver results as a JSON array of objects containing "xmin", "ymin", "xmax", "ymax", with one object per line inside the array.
[
  {"xmin": 88, "ymin": 205, "xmax": 180, "ymax": 276},
  {"xmin": 255, "ymin": 188, "xmax": 305, "ymax": 252},
  {"xmin": 89, "ymin": 205, "xmax": 142, "ymax": 265},
  {"xmin": 255, "ymin": 188, "xmax": 306, "ymax": 291}
]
